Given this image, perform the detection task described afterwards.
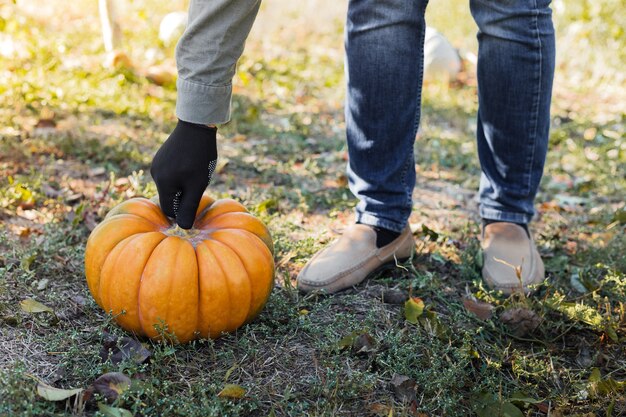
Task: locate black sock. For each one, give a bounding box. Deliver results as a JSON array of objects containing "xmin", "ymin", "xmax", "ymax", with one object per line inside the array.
[
  {"xmin": 482, "ymin": 219, "xmax": 530, "ymax": 237},
  {"xmin": 358, "ymin": 222, "xmax": 401, "ymax": 248}
]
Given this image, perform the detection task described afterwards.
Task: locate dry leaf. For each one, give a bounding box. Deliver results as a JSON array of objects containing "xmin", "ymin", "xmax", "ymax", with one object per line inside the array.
[
  {"xmin": 462, "ymin": 297, "xmax": 494, "ymax": 320},
  {"xmin": 217, "ymin": 384, "xmax": 246, "ymax": 399},
  {"xmin": 92, "ymin": 372, "xmax": 131, "ymax": 402},
  {"xmin": 382, "ymin": 289, "xmax": 409, "ymax": 304},
  {"xmin": 368, "ymin": 403, "xmax": 393, "ymax": 416},
  {"xmin": 353, "ymin": 333, "xmax": 377, "ymax": 354},
  {"xmin": 100, "ymin": 334, "xmax": 151, "ymax": 365},
  {"xmin": 36, "ymin": 382, "xmax": 83, "ymax": 401},
  {"xmin": 389, "ymin": 374, "xmax": 417, "ymax": 405},
  {"xmin": 20, "ymin": 298, "xmax": 54, "ymax": 314},
  {"xmin": 500, "ymin": 307, "xmax": 541, "ymax": 337}
]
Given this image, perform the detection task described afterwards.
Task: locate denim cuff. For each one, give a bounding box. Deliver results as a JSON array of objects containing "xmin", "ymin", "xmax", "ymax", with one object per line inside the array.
[
  {"xmin": 355, "ymin": 212, "xmax": 406, "ymax": 234},
  {"xmin": 176, "ymin": 77, "xmax": 232, "ymax": 125},
  {"xmin": 479, "ymin": 206, "xmax": 533, "ymax": 225}
]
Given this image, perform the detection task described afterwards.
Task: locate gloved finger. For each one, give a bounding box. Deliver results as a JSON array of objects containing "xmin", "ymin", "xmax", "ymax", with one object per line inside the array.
[
  {"xmin": 155, "ymin": 185, "xmax": 180, "ymax": 219},
  {"xmin": 175, "ymin": 186, "xmax": 206, "ymax": 229}
]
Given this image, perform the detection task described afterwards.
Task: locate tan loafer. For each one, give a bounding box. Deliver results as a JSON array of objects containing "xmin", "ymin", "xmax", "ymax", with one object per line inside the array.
[
  {"xmin": 481, "ymin": 222, "xmax": 545, "ymax": 295},
  {"xmin": 297, "ymin": 224, "xmax": 415, "ymax": 293}
]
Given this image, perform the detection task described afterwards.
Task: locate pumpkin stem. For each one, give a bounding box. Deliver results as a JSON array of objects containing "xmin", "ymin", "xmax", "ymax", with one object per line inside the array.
[{"xmin": 169, "ymin": 224, "xmax": 194, "ymax": 238}]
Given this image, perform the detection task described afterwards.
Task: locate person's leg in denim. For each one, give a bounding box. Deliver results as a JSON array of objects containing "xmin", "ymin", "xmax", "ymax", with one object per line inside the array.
[
  {"xmin": 470, "ymin": 0, "xmax": 555, "ymax": 293},
  {"xmin": 471, "ymin": 0, "xmax": 555, "ymax": 224},
  {"xmin": 344, "ymin": 0, "xmax": 429, "ymax": 235}
]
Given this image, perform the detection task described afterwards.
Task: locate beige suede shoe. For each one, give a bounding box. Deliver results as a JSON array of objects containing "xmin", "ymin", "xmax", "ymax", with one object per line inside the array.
[
  {"xmin": 481, "ymin": 222, "xmax": 545, "ymax": 295},
  {"xmin": 297, "ymin": 224, "xmax": 415, "ymax": 293}
]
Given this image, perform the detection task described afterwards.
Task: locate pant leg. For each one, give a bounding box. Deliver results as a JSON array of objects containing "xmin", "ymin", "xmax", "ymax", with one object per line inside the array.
[
  {"xmin": 470, "ymin": 0, "xmax": 555, "ymax": 224},
  {"xmin": 345, "ymin": 0, "xmax": 429, "ymax": 233},
  {"xmin": 176, "ymin": 0, "xmax": 261, "ymax": 125}
]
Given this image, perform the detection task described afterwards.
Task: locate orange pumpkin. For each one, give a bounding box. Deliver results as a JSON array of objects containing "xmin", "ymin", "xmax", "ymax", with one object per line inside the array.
[{"xmin": 84, "ymin": 195, "xmax": 274, "ymax": 343}]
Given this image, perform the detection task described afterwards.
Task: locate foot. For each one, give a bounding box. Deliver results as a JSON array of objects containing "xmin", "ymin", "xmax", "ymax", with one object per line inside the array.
[
  {"xmin": 297, "ymin": 224, "xmax": 415, "ymax": 293},
  {"xmin": 481, "ymin": 222, "xmax": 545, "ymax": 295}
]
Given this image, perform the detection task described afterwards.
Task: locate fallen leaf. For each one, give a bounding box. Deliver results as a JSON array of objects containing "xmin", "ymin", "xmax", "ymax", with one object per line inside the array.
[
  {"xmin": 256, "ymin": 198, "xmax": 278, "ymax": 214},
  {"xmin": 9, "ymin": 224, "xmax": 32, "ymax": 238},
  {"xmin": 473, "ymin": 392, "xmax": 525, "ymax": 417},
  {"xmin": 462, "ymin": 297, "xmax": 494, "ymax": 320},
  {"xmin": 34, "ymin": 118, "xmax": 56, "ymax": 129},
  {"xmin": 389, "ymin": 374, "xmax": 417, "ymax": 405},
  {"xmin": 382, "ymin": 288, "xmax": 409, "ymax": 304},
  {"xmin": 419, "ymin": 310, "xmax": 449, "ymax": 339},
  {"xmin": 98, "ymin": 403, "xmax": 134, "ymax": 417},
  {"xmin": 217, "ymin": 384, "xmax": 246, "ymax": 399},
  {"xmin": 20, "ymin": 253, "xmax": 37, "ymax": 272},
  {"xmin": 588, "ymin": 368, "xmax": 626, "ymax": 397},
  {"xmin": 500, "ymin": 307, "xmax": 541, "ymax": 337},
  {"xmin": 92, "ymin": 372, "xmax": 131, "ymax": 402},
  {"xmin": 353, "ymin": 333, "xmax": 377, "ymax": 354},
  {"xmin": 145, "ymin": 64, "xmax": 176, "ymax": 86},
  {"xmin": 36, "ymin": 382, "xmax": 83, "ymax": 401},
  {"xmin": 20, "ymin": 298, "xmax": 54, "ymax": 314},
  {"xmin": 404, "ymin": 297, "xmax": 425, "ymax": 324},
  {"xmin": 368, "ymin": 403, "xmax": 393, "ymax": 416},
  {"xmin": 337, "ymin": 331, "xmax": 360, "ymax": 350},
  {"xmin": 100, "ymin": 334, "xmax": 151, "ymax": 365},
  {"xmin": 509, "ymin": 391, "xmax": 543, "ymax": 405}
]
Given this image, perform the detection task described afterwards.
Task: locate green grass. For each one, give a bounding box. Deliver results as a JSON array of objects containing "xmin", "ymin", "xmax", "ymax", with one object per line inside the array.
[{"xmin": 1, "ymin": 0, "xmax": 625, "ymax": 416}]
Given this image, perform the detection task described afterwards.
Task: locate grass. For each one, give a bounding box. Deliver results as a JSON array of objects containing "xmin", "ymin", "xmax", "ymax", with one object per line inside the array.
[{"xmin": 1, "ymin": 0, "xmax": 625, "ymax": 416}]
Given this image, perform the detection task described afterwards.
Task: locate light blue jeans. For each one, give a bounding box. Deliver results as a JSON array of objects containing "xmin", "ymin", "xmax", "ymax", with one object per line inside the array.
[{"xmin": 176, "ymin": 0, "xmax": 555, "ymax": 232}]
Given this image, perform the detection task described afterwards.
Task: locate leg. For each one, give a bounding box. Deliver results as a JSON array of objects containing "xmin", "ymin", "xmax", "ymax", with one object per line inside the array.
[
  {"xmin": 346, "ymin": 0, "xmax": 429, "ymax": 234},
  {"xmin": 470, "ymin": 0, "xmax": 555, "ymax": 294},
  {"xmin": 471, "ymin": 0, "xmax": 555, "ymax": 224},
  {"xmin": 298, "ymin": 0, "xmax": 426, "ymax": 293},
  {"xmin": 175, "ymin": 0, "xmax": 262, "ymax": 125}
]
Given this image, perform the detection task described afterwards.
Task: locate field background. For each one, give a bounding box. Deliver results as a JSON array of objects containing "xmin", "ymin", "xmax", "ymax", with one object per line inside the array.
[{"xmin": 1, "ymin": 0, "xmax": 625, "ymax": 416}]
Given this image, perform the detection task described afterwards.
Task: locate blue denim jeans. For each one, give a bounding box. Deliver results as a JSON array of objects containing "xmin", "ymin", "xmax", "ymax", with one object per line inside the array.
[{"xmin": 346, "ymin": 0, "xmax": 555, "ymax": 233}]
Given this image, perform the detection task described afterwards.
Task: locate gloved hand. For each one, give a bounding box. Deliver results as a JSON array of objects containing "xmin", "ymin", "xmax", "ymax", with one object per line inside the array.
[{"xmin": 150, "ymin": 119, "xmax": 218, "ymax": 229}]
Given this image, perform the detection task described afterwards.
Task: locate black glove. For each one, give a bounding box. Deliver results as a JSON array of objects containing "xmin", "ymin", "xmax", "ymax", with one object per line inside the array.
[{"xmin": 150, "ymin": 119, "xmax": 218, "ymax": 229}]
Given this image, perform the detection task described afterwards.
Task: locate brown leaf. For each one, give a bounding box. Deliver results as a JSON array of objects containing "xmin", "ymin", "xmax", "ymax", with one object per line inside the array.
[
  {"xmin": 382, "ymin": 288, "xmax": 409, "ymax": 304},
  {"xmin": 500, "ymin": 307, "xmax": 541, "ymax": 337},
  {"xmin": 100, "ymin": 334, "xmax": 151, "ymax": 365},
  {"xmin": 34, "ymin": 118, "xmax": 56, "ymax": 129},
  {"xmin": 145, "ymin": 65, "xmax": 176, "ymax": 86},
  {"xmin": 368, "ymin": 403, "xmax": 393, "ymax": 416},
  {"xmin": 353, "ymin": 333, "xmax": 377, "ymax": 354},
  {"xmin": 389, "ymin": 374, "xmax": 417, "ymax": 405},
  {"xmin": 462, "ymin": 297, "xmax": 494, "ymax": 320},
  {"xmin": 92, "ymin": 372, "xmax": 131, "ymax": 402}
]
